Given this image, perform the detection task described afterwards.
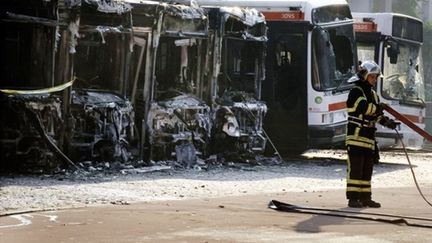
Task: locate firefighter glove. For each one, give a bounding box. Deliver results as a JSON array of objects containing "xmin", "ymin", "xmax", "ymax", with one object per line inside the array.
[{"xmin": 384, "ymin": 118, "xmax": 399, "ymax": 130}]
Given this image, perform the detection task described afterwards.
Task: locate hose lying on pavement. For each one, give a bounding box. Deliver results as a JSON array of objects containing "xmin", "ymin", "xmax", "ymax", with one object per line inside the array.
[
  {"xmin": 268, "ymin": 200, "xmax": 432, "ymax": 229},
  {"xmin": 269, "ymin": 130, "xmax": 432, "ymax": 228}
]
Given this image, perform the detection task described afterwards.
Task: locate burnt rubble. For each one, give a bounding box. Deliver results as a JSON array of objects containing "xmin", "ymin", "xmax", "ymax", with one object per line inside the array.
[
  {"xmin": 67, "ymin": 90, "xmax": 136, "ymax": 162},
  {"xmin": 0, "ymin": 94, "xmax": 64, "ymax": 172}
]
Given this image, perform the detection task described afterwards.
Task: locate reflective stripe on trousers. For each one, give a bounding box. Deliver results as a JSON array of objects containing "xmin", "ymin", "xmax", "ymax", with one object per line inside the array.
[{"xmin": 346, "ymin": 146, "xmax": 374, "ymax": 200}]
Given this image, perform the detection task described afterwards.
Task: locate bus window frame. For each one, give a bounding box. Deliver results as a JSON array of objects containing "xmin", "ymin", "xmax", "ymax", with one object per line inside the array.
[
  {"xmin": 381, "ymin": 38, "xmax": 425, "ymax": 107},
  {"xmin": 311, "ymin": 24, "xmax": 357, "ymax": 92},
  {"xmin": 312, "ymin": 5, "xmax": 353, "ymax": 25}
]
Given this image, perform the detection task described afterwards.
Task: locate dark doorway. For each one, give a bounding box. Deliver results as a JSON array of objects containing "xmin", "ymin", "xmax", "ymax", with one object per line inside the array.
[{"xmin": 263, "ymin": 22, "xmax": 309, "ymax": 156}]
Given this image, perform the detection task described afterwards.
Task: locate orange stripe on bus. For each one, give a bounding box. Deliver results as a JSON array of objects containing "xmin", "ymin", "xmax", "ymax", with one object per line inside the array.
[
  {"xmin": 262, "ymin": 11, "xmax": 304, "ymax": 21},
  {"xmin": 354, "ymin": 22, "xmax": 377, "ymax": 32},
  {"xmin": 328, "ymin": 102, "xmax": 346, "ymax": 111},
  {"xmin": 399, "ymin": 114, "xmax": 422, "ymax": 124},
  {"xmin": 383, "ymin": 105, "xmax": 431, "ymax": 141},
  {"xmin": 327, "ymin": 102, "xmax": 422, "ymax": 123}
]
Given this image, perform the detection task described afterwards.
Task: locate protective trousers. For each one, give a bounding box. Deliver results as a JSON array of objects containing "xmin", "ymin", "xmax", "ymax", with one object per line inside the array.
[{"xmin": 346, "ymin": 146, "xmax": 374, "ymax": 200}]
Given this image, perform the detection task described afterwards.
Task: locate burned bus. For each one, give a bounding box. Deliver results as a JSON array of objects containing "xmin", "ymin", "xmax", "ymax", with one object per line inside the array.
[
  {"xmin": 67, "ymin": 0, "xmax": 137, "ymax": 162},
  {"xmin": 0, "ymin": 0, "xmax": 77, "ymax": 171},
  {"xmin": 130, "ymin": 1, "xmax": 212, "ymax": 162},
  {"xmin": 205, "ymin": 6, "xmax": 268, "ymax": 158},
  {"xmin": 1, "ymin": 0, "xmax": 141, "ymax": 169}
]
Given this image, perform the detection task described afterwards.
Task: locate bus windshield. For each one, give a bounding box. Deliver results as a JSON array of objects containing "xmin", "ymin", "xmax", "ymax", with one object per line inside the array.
[
  {"xmin": 357, "ymin": 42, "xmax": 375, "ymax": 63},
  {"xmin": 312, "ymin": 24, "xmax": 356, "ymax": 91},
  {"xmin": 382, "ymin": 42, "xmax": 425, "ymax": 105}
]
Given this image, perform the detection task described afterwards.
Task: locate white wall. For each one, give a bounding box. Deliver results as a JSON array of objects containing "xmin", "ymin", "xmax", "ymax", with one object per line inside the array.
[{"xmin": 347, "ymin": 0, "xmax": 373, "ymax": 12}]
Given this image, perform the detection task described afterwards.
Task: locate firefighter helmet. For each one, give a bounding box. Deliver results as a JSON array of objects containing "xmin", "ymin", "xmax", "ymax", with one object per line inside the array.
[{"xmin": 358, "ymin": 60, "xmax": 382, "ymax": 80}]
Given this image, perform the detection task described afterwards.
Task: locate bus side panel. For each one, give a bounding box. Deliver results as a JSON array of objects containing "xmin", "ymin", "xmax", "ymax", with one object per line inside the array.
[{"xmin": 263, "ymin": 22, "xmax": 309, "ymax": 155}]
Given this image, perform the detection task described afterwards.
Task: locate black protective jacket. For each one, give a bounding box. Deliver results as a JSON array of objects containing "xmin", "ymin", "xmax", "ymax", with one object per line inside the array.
[{"xmin": 345, "ymin": 78, "xmax": 390, "ymax": 150}]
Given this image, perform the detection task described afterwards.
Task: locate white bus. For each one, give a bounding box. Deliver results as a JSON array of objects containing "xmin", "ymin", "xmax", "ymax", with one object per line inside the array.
[
  {"xmin": 353, "ymin": 12, "xmax": 426, "ymax": 149},
  {"xmin": 177, "ymin": 0, "xmax": 358, "ymax": 155}
]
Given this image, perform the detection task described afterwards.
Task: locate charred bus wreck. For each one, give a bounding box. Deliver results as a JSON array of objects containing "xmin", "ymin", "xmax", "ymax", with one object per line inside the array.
[
  {"xmin": 132, "ymin": 2, "xmax": 213, "ymax": 162},
  {"xmin": 206, "ymin": 7, "xmax": 268, "ymax": 158},
  {"xmin": 67, "ymin": 0, "xmax": 136, "ymax": 162},
  {"xmin": 0, "ymin": 0, "xmax": 76, "ymax": 171},
  {"xmin": 0, "ymin": 0, "xmax": 138, "ymax": 168},
  {"xmin": 0, "ymin": 94, "xmax": 64, "ymax": 171}
]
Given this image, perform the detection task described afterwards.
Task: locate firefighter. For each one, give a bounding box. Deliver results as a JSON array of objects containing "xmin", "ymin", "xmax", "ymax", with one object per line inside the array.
[{"xmin": 345, "ymin": 60, "xmax": 398, "ymax": 208}]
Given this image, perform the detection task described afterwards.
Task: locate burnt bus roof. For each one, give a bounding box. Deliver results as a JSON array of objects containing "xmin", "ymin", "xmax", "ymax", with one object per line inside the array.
[
  {"xmin": 206, "ymin": 6, "xmax": 267, "ymax": 41},
  {"xmin": 128, "ymin": 0, "xmax": 207, "ymax": 19},
  {"xmin": 127, "ymin": 0, "xmax": 159, "ymax": 28},
  {"xmin": 127, "ymin": 0, "xmax": 208, "ymax": 36},
  {"xmin": 80, "ymin": 0, "xmax": 133, "ymax": 28},
  {"xmin": 161, "ymin": 2, "xmax": 208, "ymax": 37}
]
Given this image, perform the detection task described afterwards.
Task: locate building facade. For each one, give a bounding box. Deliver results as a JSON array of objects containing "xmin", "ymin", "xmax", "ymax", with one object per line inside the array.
[{"xmin": 348, "ymin": 0, "xmax": 432, "ymax": 22}]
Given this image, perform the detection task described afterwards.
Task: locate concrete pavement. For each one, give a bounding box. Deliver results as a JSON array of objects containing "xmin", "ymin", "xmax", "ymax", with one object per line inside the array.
[{"xmin": 1, "ymin": 186, "xmax": 432, "ymax": 242}]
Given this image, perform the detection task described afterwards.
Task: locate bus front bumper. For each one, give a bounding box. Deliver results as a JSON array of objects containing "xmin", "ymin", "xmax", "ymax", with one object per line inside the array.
[{"xmin": 309, "ymin": 121, "xmax": 346, "ymax": 148}]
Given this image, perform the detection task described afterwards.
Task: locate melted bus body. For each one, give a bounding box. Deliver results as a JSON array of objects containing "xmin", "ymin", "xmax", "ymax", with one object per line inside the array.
[
  {"xmin": 130, "ymin": 1, "xmax": 213, "ymax": 161},
  {"xmin": 353, "ymin": 12, "xmax": 426, "ymax": 149},
  {"xmin": 206, "ymin": 7, "xmax": 268, "ymax": 158},
  {"xmin": 178, "ymin": 0, "xmax": 358, "ymax": 155}
]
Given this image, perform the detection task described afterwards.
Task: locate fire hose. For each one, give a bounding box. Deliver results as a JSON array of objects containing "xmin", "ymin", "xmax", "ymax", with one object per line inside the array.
[
  {"xmin": 382, "ymin": 104, "xmax": 432, "ymax": 207},
  {"xmin": 269, "ymin": 104, "xmax": 432, "ymax": 228},
  {"xmin": 382, "ymin": 104, "xmax": 432, "ymax": 142},
  {"xmin": 268, "ymin": 199, "xmax": 432, "ymax": 228}
]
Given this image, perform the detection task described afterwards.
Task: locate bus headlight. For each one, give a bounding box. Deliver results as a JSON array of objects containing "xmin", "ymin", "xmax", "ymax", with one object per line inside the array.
[
  {"xmin": 321, "ymin": 113, "xmax": 333, "ymax": 123},
  {"xmin": 322, "ymin": 111, "xmax": 346, "ymax": 124}
]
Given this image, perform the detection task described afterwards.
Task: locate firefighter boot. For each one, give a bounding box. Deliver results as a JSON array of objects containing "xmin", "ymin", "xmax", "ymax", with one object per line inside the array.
[
  {"xmin": 361, "ymin": 199, "xmax": 381, "ymax": 208},
  {"xmin": 348, "ymin": 199, "xmax": 363, "ymax": 208}
]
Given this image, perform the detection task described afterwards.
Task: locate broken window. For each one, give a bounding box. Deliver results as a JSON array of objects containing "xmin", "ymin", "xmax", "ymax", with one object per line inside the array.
[
  {"xmin": 312, "ymin": 25, "xmax": 356, "ymax": 91},
  {"xmin": 382, "ymin": 42, "xmax": 425, "ymax": 105}
]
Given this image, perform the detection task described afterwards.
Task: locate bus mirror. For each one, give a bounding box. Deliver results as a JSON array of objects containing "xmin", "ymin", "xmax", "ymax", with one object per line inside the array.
[{"xmin": 387, "ymin": 41, "xmax": 399, "ymax": 64}]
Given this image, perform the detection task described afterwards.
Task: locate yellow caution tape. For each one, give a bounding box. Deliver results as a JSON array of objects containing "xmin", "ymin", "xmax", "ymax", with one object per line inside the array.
[{"xmin": 0, "ymin": 78, "xmax": 75, "ymax": 95}]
